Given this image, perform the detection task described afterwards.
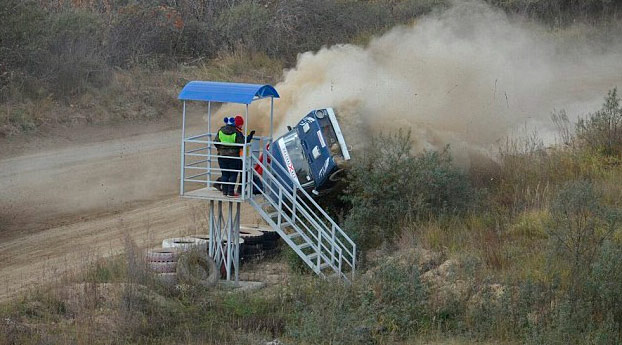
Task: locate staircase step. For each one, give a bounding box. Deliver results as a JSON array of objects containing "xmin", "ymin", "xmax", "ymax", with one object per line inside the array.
[
  {"xmin": 287, "ymin": 232, "xmax": 302, "ymax": 240},
  {"xmin": 250, "ymin": 169, "xmax": 355, "ymax": 283},
  {"xmin": 307, "ymin": 252, "xmax": 318, "ymax": 260},
  {"xmin": 259, "ymin": 202, "xmax": 272, "ymax": 209},
  {"xmin": 268, "ymin": 211, "xmax": 279, "ymax": 218}
]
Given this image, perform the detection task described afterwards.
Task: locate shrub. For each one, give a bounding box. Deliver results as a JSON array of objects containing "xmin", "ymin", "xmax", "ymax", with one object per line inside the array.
[
  {"xmin": 177, "ymin": 18, "xmax": 221, "ymax": 60},
  {"xmin": 217, "ymin": 2, "xmax": 272, "ymax": 55},
  {"xmin": 0, "ymin": 0, "xmax": 54, "ymax": 101},
  {"xmin": 45, "ymin": 10, "xmax": 109, "ymax": 97},
  {"xmin": 392, "ymin": 0, "xmax": 448, "ymax": 22},
  {"xmin": 576, "ymin": 88, "xmax": 622, "ymax": 157},
  {"xmin": 343, "ymin": 130, "xmax": 473, "ymax": 251},
  {"xmin": 547, "ymin": 180, "xmax": 620, "ymax": 297},
  {"xmin": 494, "ymin": 130, "xmax": 613, "ymax": 214},
  {"xmin": 286, "ymin": 256, "xmax": 427, "ymax": 343},
  {"xmin": 108, "ymin": 5, "xmax": 184, "ymax": 68},
  {"xmin": 485, "ymin": 0, "xmax": 621, "ymax": 25},
  {"xmin": 370, "ymin": 258, "xmax": 427, "ymax": 334},
  {"xmin": 0, "ymin": 2, "xmax": 108, "ymax": 101},
  {"xmin": 587, "ymin": 241, "xmax": 622, "ymax": 338},
  {"xmin": 269, "ymin": 0, "xmax": 394, "ymax": 60}
]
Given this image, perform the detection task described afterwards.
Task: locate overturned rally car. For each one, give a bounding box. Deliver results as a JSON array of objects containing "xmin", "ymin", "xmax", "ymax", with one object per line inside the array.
[{"xmin": 266, "ymin": 107, "xmax": 351, "ymax": 195}]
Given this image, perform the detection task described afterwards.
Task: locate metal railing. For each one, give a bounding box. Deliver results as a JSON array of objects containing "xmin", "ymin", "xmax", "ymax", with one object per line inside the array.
[
  {"xmin": 180, "ymin": 132, "xmax": 268, "ymax": 200},
  {"xmin": 248, "ymin": 147, "xmax": 356, "ymax": 281}
]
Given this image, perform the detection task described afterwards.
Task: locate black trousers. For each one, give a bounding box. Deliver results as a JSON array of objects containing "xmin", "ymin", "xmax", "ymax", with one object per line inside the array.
[{"xmin": 218, "ymin": 157, "xmax": 239, "ymax": 195}]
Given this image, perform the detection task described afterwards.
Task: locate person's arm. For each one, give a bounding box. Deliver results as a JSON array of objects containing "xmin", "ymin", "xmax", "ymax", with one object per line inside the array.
[{"xmin": 245, "ymin": 130, "xmax": 256, "ymax": 143}]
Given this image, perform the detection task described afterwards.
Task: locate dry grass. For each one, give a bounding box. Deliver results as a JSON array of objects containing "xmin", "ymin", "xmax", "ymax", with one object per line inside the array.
[{"xmin": 0, "ymin": 52, "xmax": 284, "ymax": 137}]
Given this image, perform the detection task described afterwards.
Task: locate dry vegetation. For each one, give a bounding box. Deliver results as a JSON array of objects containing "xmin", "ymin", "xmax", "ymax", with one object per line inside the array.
[
  {"xmin": 2, "ymin": 1, "xmax": 622, "ymax": 344},
  {"xmin": 2, "ymin": 89, "xmax": 621, "ymax": 345},
  {"xmin": 1, "ymin": 0, "xmax": 619, "ymax": 136}
]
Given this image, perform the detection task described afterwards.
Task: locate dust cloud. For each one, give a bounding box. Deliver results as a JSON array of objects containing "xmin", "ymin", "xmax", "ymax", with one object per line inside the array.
[{"xmin": 219, "ymin": 0, "xmax": 622, "ymax": 165}]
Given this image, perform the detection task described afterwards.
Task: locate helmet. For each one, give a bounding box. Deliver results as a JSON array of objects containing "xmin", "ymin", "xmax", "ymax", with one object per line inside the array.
[
  {"xmin": 234, "ymin": 115, "xmax": 244, "ymax": 128},
  {"xmin": 226, "ymin": 117, "xmax": 235, "ymax": 126}
]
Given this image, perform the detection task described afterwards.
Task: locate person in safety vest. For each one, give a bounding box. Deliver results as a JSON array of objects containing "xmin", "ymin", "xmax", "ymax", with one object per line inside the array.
[{"xmin": 214, "ymin": 116, "xmax": 255, "ymax": 197}]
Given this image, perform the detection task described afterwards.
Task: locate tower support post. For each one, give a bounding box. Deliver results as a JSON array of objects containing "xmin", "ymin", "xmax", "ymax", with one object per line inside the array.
[{"xmin": 208, "ymin": 200, "xmax": 241, "ymax": 284}]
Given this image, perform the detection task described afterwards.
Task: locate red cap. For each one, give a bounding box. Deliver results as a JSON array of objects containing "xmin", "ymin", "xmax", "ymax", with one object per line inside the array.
[{"xmin": 234, "ymin": 115, "xmax": 244, "ymax": 127}]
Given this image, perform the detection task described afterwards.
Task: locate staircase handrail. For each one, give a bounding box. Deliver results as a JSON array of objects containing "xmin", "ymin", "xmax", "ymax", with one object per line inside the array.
[
  {"xmin": 249, "ymin": 166, "xmax": 347, "ymax": 278},
  {"xmin": 249, "ymin": 149, "xmax": 356, "ymax": 274}
]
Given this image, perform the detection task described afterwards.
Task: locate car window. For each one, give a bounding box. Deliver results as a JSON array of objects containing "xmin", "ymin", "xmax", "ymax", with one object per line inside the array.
[
  {"xmin": 317, "ymin": 116, "xmax": 339, "ymax": 150},
  {"xmin": 282, "ymin": 131, "xmax": 313, "ymax": 185}
]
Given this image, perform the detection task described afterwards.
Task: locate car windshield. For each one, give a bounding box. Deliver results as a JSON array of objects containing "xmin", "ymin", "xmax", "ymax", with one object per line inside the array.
[{"xmin": 282, "ymin": 131, "xmax": 313, "ymax": 186}]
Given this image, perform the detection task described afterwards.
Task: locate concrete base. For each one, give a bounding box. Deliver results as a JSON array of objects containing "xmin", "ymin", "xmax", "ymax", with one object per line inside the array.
[{"xmin": 217, "ymin": 280, "xmax": 266, "ymax": 292}]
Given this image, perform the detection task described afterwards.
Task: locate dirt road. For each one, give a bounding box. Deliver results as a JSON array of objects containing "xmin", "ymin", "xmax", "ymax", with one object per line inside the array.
[{"xmin": 0, "ymin": 120, "xmax": 263, "ymax": 301}]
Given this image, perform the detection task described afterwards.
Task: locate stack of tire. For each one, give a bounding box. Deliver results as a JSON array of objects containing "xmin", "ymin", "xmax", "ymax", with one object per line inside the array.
[
  {"xmin": 148, "ymin": 225, "xmax": 282, "ymax": 284},
  {"xmin": 241, "ymin": 225, "xmax": 281, "ymax": 259},
  {"xmin": 146, "ymin": 236, "xmax": 218, "ymax": 288},
  {"xmin": 145, "ymin": 248, "xmax": 180, "ymax": 286},
  {"xmin": 239, "ymin": 228, "xmax": 266, "ymax": 261}
]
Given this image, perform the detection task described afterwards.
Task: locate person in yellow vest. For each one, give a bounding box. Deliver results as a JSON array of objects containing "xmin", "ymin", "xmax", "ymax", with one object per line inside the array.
[{"xmin": 214, "ymin": 116, "xmax": 255, "ymax": 197}]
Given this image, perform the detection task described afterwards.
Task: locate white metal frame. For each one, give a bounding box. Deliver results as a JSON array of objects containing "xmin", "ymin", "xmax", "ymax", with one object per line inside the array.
[{"xmin": 179, "ymin": 96, "xmax": 356, "ymax": 284}]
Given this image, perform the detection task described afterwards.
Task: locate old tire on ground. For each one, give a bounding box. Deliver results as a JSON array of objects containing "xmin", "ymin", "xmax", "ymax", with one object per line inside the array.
[
  {"xmin": 239, "ymin": 228, "xmax": 264, "ymax": 245},
  {"xmin": 146, "ymin": 248, "xmax": 180, "ymax": 262},
  {"xmin": 176, "ymin": 253, "xmax": 219, "ymax": 288},
  {"xmin": 156, "ymin": 272, "xmax": 177, "ymax": 287},
  {"xmin": 148, "ymin": 261, "xmax": 177, "ymax": 273},
  {"xmin": 248, "ymin": 226, "xmax": 279, "ymax": 241},
  {"xmin": 162, "ymin": 237, "xmax": 207, "ymax": 254}
]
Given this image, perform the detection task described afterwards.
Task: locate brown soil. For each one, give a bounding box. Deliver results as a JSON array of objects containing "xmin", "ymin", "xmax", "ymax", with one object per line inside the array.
[{"xmin": 0, "ymin": 116, "xmax": 264, "ymax": 301}]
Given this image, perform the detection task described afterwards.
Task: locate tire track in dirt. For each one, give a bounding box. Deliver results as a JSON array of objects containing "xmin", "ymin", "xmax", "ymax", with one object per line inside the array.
[
  {"xmin": 0, "ymin": 196, "xmax": 260, "ymax": 301},
  {"xmin": 0, "ymin": 121, "xmax": 263, "ymax": 301}
]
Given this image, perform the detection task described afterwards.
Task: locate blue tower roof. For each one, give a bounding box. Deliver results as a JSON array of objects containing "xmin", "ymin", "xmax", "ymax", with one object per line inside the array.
[{"xmin": 178, "ymin": 81, "xmax": 279, "ymax": 104}]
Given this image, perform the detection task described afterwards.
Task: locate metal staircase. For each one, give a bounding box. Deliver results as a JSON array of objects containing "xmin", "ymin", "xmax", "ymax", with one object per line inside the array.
[{"xmin": 246, "ymin": 149, "xmax": 356, "ymax": 282}]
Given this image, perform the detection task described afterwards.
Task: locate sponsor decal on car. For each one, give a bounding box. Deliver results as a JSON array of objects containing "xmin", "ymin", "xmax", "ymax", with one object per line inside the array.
[
  {"xmin": 318, "ymin": 157, "xmax": 331, "ymax": 179},
  {"xmin": 317, "ymin": 130, "xmax": 326, "ymax": 148},
  {"xmin": 278, "ymin": 138, "xmax": 300, "ymax": 186}
]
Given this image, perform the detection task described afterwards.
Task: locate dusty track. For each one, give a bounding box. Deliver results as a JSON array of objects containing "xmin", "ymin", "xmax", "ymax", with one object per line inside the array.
[{"xmin": 0, "ymin": 120, "xmax": 262, "ymax": 301}]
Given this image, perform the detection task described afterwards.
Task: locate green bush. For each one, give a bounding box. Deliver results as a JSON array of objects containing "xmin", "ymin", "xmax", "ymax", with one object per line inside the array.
[
  {"xmin": 177, "ymin": 18, "xmax": 221, "ymax": 60},
  {"xmin": 485, "ymin": 0, "xmax": 621, "ymax": 25},
  {"xmin": 267, "ymin": 0, "xmax": 395, "ymax": 60},
  {"xmin": 576, "ymin": 88, "xmax": 622, "ymax": 157},
  {"xmin": 108, "ymin": 5, "xmax": 184, "ymax": 68},
  {"xmin": 392, "ymin": 0, "xmax": 448, "ymax": 22},
  {"xmin": 217, "ymin": 2, "xmax": 272, "ymax": 55},
  {"xmin": 0, "ymin": 0, "xmax": 53, "ymax": 101},
  {"xmin": 547, "ymin": 180, "xmax": 620, "ymax": 295},
  {"xmin": 0, "ymin": 2, "xmax": 108, "ymax": 100},
  {"xmin": 588, "ymin": 241, "xmax": 622, "ymax": 337},
  {"xmin": 45, "ymin": 10, "xmax": 109, "ymax": 97},
  {"xmin": 343, "ymin": 130, "xmax": 474, "ymax": 251},
  {"xmin": 286, "ymin": 256, "xmax": 427, "ymax": 343}
]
